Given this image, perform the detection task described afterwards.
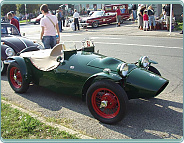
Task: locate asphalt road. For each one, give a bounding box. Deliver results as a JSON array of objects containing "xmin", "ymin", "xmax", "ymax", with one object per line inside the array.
[{"xmin": 1, "ymin": 24, "xmax": 183, "ymax": 139}]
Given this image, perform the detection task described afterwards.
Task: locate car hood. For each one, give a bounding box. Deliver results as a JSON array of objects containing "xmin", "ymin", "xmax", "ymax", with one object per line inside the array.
[
  {"xmin": 1, "ymin": 37, "xmax": 35, "ymax": 53},
  {"xmin": 87, "ymin": 56, "xmax": 124, "ymax": 72}
]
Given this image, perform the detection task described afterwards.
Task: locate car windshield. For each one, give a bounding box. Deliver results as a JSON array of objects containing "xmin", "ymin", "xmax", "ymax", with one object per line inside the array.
[
  {"xmin": 37, "ymin": 14, "xmax": 43, "ymax": 19},
  {"xmin": 1, "ymin": 25, "xmax": 20, "ymax": 35},
  {"xmin": 91, "ymin": 11, "xmax": 104, "ymax": 17}
]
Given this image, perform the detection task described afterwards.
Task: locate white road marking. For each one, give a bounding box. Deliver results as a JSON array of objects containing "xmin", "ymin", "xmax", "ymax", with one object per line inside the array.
[
  {"xmin": 66, "ymin": 41, "xmax": 183, "ymax": 50},
  {"xmin": 90, "ymin": 37, "xmax": 123, "ymax": 40}
]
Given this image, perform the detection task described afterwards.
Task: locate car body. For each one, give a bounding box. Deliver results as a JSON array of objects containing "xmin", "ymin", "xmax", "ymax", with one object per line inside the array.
[
  {"xmin": 7, "ymin": 40, "xmax": 169, "ymax": 124},
  {"xmin": 31, "ymin": 14, "xmax": 43, "ymax": 25},
  {"xmin": 80, "ymin": 4, "xmax": 130, "ymax": 28},
  {"xmin": 1, "ymin": 23, "xmax": 42, "ymax": 74}
]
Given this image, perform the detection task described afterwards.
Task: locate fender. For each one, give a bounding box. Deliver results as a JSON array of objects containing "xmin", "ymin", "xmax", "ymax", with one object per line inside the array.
[
  {"xmin": 82, "ymin": 72, "xmax": 122, "ymax": 100},
  {"xmin": 7, "ymin": 56, "xmax": 32, "ymax": 82}
]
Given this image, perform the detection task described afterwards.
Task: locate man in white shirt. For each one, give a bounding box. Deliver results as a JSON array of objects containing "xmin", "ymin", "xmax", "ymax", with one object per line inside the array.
[
  {"xmin": 40, "ymin": 4, "xmax": 60, "ymax": 49},
  {"xmin": 73, "ymin": 9, "xmax": 80, "ymax": 31}
]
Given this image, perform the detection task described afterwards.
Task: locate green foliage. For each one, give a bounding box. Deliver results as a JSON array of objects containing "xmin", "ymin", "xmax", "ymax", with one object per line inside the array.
[
  {"xmin": 175, "ymin": 22, "xmax": 183, "ymax": 31},
  {"xmin": 1, "ymin": 4, "xmax": 16, "ymax": 16},
  {"xmin": 1, "ymin": 103, "xmax": 79, "ymax": 139},
  {"xmin": 16, "ymin": 4, "xmax": 41, "ymax": 14},
  {"xmin": 47, "ymin": 4, "xmax": 61, "ymax": 10}
]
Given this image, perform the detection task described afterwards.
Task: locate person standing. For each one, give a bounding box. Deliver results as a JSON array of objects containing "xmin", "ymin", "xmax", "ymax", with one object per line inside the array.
[
  {"xmin": 93, "ymin": 5, "xmax": 97, "ymax": 11},
  {"xmin": 7, "ymin": 12, "xmax": 20, "ymax": 32},
  {"xmin": 138, "ymin": 5, "xmax": 145, "ymax": 30},
  {"xmin": 143, "ymin": 10, "xmax": 149, "ymax": 31},
  {"xmin": 148, "ymin": 5, "xmax": 156, "ymax": 30},
  {"xmin": 180, "ymin": 13, "xmax": 183, "ymax": 34},
  {"xmin": 132, "ymin": 4, "xmax": 137, "ymax": 20},
  {"xmin": 58, "ymin": 8, "xmax": 63, "ymax": 31},
  {"xmin": 73, "ymin": 9, "xmax": 80, "ymax": 31},
  {"xmin": 163, "ymin": 4, "xmax": 174, "ymax": 31},
  {"xmin": 10, "ymin": 11, "xmax": 19, "ymax": 21},
  {"xmin": 40, "ymin": 4, "xmax": 60, "ymax": 49},
  {"xmin": 116, "ymin": 6, "xmax": 121, "ymax": 27},
  {"xmin": 56, "ymin": 10, "xmax": 62, "ymax": 32}
]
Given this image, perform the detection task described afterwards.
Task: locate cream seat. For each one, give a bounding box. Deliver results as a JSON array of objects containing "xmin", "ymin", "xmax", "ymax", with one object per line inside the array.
[{"xmin": 20, "ymin": 43, "xmax": 65, "ymax": 71}]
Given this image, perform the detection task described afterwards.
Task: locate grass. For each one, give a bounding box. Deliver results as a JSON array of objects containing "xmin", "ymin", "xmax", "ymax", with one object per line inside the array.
[
  {"xmin": 1, "ymin": 102, "xmax": 79, "ymax": 139},
  {"xmin": 19, "ymin": 20, "xmax": 27, "ymax": 23},
  {"xmin": 175, "ymin": 22, "xmax": 183, "ymax": 31}
]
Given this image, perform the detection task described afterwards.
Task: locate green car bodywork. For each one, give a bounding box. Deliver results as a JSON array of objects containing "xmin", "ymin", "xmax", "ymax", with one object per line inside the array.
[{"xmin": 8, "ymin": 45, "xmax": 169, "ymax": 100}]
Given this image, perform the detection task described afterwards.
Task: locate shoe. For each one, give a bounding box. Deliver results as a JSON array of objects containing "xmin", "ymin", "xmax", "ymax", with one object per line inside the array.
[{"xmin": 180, "ymin": 31, "xmax": 183, "ymax": 34}]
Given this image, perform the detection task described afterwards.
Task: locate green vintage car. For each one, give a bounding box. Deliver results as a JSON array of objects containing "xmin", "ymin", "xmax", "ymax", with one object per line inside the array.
[{"xmin": 7, "ymin": 40, "xmax": 169, "ymax": 124}]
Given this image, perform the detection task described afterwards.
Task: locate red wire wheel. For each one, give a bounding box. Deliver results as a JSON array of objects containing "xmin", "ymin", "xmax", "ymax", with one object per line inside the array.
[
  {"xmin": 87, "ymin": 80, "xmax": 128, "ymax": 124},
  {"xmin": 8, "ymin": 62, "xmax": 29, "ymax": 93},
  {"xmin": 91, "ymin": 88, "xmax": 120, "ymax": 119},
  {"xmin": 9, "ymin": 67, "xmax": 22, "ymax": 89}
]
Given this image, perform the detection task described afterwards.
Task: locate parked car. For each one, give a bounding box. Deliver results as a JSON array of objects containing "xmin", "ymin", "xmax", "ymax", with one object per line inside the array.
[
  {"xmin": 1, "ymin": 23, "xmax": 42, "ymax": 74},
  {"xmin": 80, "ymin": 4, "xmax": 130, "ymax": 28},
  {"xmin": 7, "ymin": 39, "xmax": 169, "ymax": 124},
  {"xmin": 31, "ymin": 14, "xmax": 44, "ymax": 24}
]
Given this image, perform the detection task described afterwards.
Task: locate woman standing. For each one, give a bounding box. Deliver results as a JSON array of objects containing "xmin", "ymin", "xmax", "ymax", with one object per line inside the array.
[
  {"xmin": 138, "ymin": 5, "xmax": 145, "ymax": 30},
  {"xmin": 40, "ymin": 4, "xmax": 60, "ymax": 49},
  {"xmin": 148, "ymin": 5, "xmax": 156, "ymax": 30}
]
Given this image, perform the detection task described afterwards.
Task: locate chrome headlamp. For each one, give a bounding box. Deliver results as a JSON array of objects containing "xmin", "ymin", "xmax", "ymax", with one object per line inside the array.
[
  {"xmin": 141, "ymin": 56, "xmax": 150, "ymax": 68},
  {"xmin": 5, "ymin": 48, "xmax": 15, "ymax": 57},
  {"xmin": 119, "ymin": 63, "xmax": 129, "ymax": 77}
]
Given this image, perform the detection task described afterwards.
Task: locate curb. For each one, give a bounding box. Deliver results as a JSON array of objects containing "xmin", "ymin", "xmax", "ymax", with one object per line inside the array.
[{"xmin": 1, "ymin": 100, "xmax": 94, "ymax": 139}]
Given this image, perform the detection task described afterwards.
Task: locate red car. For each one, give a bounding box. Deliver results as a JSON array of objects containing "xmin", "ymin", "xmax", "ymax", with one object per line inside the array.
[{"xmin": 80, "ymin": 4, "xmax": 130, "ymax": 28}]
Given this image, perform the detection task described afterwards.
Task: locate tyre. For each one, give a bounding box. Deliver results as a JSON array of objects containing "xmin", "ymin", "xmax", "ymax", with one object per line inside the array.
[
  {"xmin": 92, "ymin": 21, "xmax": 99, "ymax": 28},
  {"xmin": 86, "ymin": 80, "xmax": 128, "ymax": 124},
  {"xmin": 8, "ymin": 62, "xmax": 29, "ymax": 93},
  {"xmin": 148, "ymin": 66, "xmax": 161, "ymax": 76},
  {"xmin": 1, "ymin": 60, "xmax": 7, "ymax": 75}
]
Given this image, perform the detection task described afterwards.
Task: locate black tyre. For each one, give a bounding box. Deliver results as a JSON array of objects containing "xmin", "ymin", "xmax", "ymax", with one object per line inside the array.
[
  {"xmin": 148, "ymin": 66, "xmax": 161, "ymax": 76},
  {"xmin": 92, "ymin": 21, "xmax": 99, "ymax": 28},
  {"xmin": 8, "ymin": 62, "xmax": 29, "ymax": 93},
  {"xmin": 86, "ymin": 80, "xmax": 128, "ymax": 124},
  {"xmin": 1, "ymin": 60, "xmax": 7, "ymax": 75}
]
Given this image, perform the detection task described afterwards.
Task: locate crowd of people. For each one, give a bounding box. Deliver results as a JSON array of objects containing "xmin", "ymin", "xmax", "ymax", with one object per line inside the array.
[{"xmin": 137, "ymin": 4, "xmax": 174, "ymax": 31}]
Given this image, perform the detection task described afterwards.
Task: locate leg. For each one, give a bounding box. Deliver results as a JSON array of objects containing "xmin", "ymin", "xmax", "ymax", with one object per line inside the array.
[
  {"xmin": 50, "ymin": 36, "xmax": 56, "ymax": 49},
  {"xmin": 74, "ymin": 18, "xmax": 77, "ymax": 31},
  {"xmin": 42, "ymin": 36, "xmax": 51, "ymax": 49},
  {"xmin": 152, "ymin": 17, "xmax": 156, "ymax": 30},
  {"xmin": 58, "ymin": 21, "xmax": 62, "ymax": 32},
  {"xmin": 166, "ymin": 16, "xmax": 170, "ymax": 31},
  {"xmin": 146, "ymin": 21, "xmax": 149, "ymax": 31},
  {"xmin": 77, "ymin": 18, "xmax": 80, "ymax": 30}
]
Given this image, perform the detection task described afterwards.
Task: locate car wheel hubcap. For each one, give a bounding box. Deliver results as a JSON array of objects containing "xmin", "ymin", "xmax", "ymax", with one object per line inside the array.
[
  {"xmin": 92, "ymin": 88, "xmax": 120, "ymax": 119},
  {"xmin": 10, "ymin": 67, "xmax": 22, "ymax": 89}
]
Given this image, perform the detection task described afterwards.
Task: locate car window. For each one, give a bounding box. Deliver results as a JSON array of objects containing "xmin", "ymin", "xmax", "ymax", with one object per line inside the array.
[
  {"xmin": 7, "ymin": 26, "xmax": 20, "ymax": 35},
  {"xmin": 91, "ymin": 11, "xmax": 104, "ymax": 17},
  {"xmin": 105, "ymin": 6, "xmax": 112, "ymax": 11},
  {"xmin": 1, "ymin": 26, "xmax": 7, "ymax": 34}
]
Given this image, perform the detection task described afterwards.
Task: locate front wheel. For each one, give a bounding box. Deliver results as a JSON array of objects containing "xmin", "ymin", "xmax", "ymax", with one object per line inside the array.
[
  {"xmin": 8, "ymin": 62, "xmax": 29, "ymax": 93},
  {"xmin": 92, "ymin": 21, "xmax": 99, "ymax": 28},
  {"xmin": 86, "ymin": 80, "xmax": 128, "ymax": 124},
  {"xmin": 1, "ymin": 60, "xmax": 7, "ymax": 75}
]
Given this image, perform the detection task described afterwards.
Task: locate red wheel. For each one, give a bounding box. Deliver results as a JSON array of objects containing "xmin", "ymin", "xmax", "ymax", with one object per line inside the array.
[
  {"xmin": 87, "ymin": 80, "xmax": 128, "ymax": 124},
  {"xmin": 9, "ymin": 67, "xmax": 22, "ymax": 89},
  {"xmin": 8, "ymin": 62, "xmax": 29, "ymax": 93},
  {"xmin": 91, "ymin": 88, "xmax": 120, "ymax": 119}
]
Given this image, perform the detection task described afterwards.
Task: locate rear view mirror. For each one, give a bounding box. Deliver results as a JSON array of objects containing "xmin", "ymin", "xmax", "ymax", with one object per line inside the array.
[
  {"xmin": 22, "ymin": 33, "xmax": 26, "ymax": 36},
  {"xmin": 56, "ymin": 56, "xmax": 63, "ymax": 62}
]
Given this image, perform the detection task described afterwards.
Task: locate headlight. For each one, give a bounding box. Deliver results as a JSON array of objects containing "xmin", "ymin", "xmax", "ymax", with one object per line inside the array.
[
  {"xmin": 141, "ymin": 56, "xmax": 150, "ymax": 68},
  {"xmin": 5, "ymin": 48, "xmax": 15, "ymax": 57},
  {"xmin": 119, "ymin": 63, "xmax": 129, "ymax": 77}
]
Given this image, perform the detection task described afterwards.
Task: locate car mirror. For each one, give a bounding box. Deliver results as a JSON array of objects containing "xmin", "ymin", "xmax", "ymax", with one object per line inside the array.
[{"xmin": 22, "ymin": 33, "xmax": 26, "ymax": 36}]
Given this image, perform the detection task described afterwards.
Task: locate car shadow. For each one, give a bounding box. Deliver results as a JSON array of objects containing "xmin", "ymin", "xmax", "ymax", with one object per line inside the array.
[{"xmin": 2, "ymin": 75, "xmax": 182, "ymax": 139}]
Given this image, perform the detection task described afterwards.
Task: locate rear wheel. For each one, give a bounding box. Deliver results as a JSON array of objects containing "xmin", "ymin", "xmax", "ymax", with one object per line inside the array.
[
  {"xmin": 86, "ymin": 80, "xmax": 128, "ymax": 124},
  {"xmin": 8, "ymin": 62, "xmax": 29, "ymax": 93},
  {"xmin": 1, "ymin": 60, "xmax": 7, "ymax": 75},
  {"xmin": 92, "ymin": 21, "xmax": 99, "ymax": 28}
]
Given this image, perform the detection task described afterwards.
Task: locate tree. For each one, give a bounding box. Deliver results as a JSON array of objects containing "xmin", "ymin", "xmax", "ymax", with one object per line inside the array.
[
  {"xmin": 1, "ymin": 4, "xmax": 16, "ymax": 16},
  {"xmin": 16, "ymin": 4, "xmax": 40, "ymax": 15},
  {"xmin": 47, "ymin": 4, "xmax": 61, "ymax": 10}
]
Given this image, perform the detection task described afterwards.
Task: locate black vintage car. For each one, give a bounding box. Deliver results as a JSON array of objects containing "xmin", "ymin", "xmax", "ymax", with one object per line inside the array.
[{"xmin": 1, "ymin": 23, "xmax": 42, "ymax": 74}]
